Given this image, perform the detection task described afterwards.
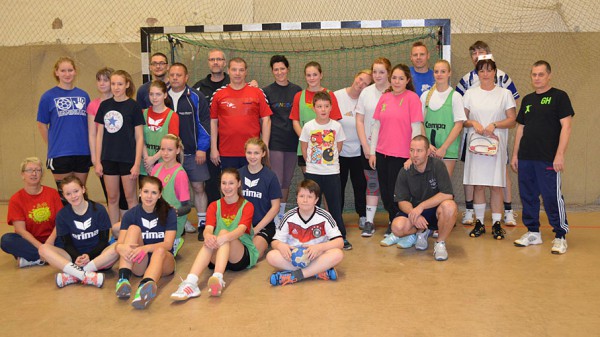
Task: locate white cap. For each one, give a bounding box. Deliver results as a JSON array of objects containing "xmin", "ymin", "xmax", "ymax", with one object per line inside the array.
[{"xmin": 477, "ymin": 54, "xmax": 495, "ymax": 62}]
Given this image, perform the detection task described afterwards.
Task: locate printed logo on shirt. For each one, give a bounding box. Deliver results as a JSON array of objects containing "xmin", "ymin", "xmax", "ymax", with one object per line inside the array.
[
  {"xmin": 541, "ymin": 97, "xmax": 552, "ymax": 105},
  {"xmin": 28, "ymin": 203, "xmax": 51, "ymax": 223},
  {"xmin": 421, "ymin": 84, "xmax": 431, "ymax": 94},
  {"xmin": 429, "ymin": 178, "xmax": 438, "ymax": 190},
  {"xmin": 273, "ymin": 102, "xmax": 292, "ymax": 109},
  {"xmin": 147, "ymin": 117, "xmax": 164, "ymax": 131},
  {"xmin": 244, "ymin": 177, "xmax": 260, "ymax": 188},
  {"xmin": 54, "ymin": 97, "xmax": 87, "ymax": 117},
  {"xmin": 74, "ymin": 218, "xmax": 92, "ymax": 231},
  {"xmin": 524, "ymin": 105, "xmax": 532, "ymax": 114},
  {"xmin": 309, "ymin": 129, "xmax": 336, "ymax": 165},
  {"xmin": 220, "ymin": 101, "xmax": 236, "ymax": 109},
  {"xmin": 142, "ymin": 218, "xmax": 158, "ymax": 230},
  {"xmin": 344, "ymin": 110, "xmax": 353, "ymax": 117},
  {"xmin": 288, "ymin": 221, "xmax": 325, "ymax": 243},
  {"xmin": 425, "ymin": 121, "xmax": 446, "ymax": 130},
  {"xmin": 104, "ymin": 110, "xmax": 124, "ymax": 134},
  {"xmin": 72, "ymin": 229, "xmax": 99, "ymax": 241}
]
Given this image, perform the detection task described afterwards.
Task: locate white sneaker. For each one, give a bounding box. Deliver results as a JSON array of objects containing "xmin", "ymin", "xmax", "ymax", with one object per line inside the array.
[
  {"xmin": 504, "ymin": 210, "xmax": 518, "ymax": 226},
  {"xmin": 434, "ymin": 241, "xmax": 448, "ymax": 261},
  {"xmin": 462, "ymin": 209, "xmax": 475, "ymax": 225},
  {"xmin": 56, "ymin": 273, "xmax": 80, "ymax": 288},
  {"xmin": 551, "ymin": 238, "xmax": 568, "ymax": 254},
  {"xmin": 207, "ymin": 275, "xmax": 226, "ymax": 297},
  {"xmin": 171, "ymin": 280, "xmax": 201, "ymax": 301},
  {"xmin": 415, "ymin": 229, "xmax": 431, "ymax": 251},
  {"xmin": 514, "ymin": 232, "xmax": 542, "ymax": 247},
  {"xmin": 184, "ymin": 220, "xmax": 197, "ymax": 233},
  {"xmin": 380, "ymin": 233, "xmax": 401, "ymax": 247},
  {"xmin": 82, "ymin": 272, "xmax": 104, "ymax": 288},
  {"xmin": 358, "ymin": 217, "xmax": 367, "ymax": 230},
  {"xmin": 18, "ymin": 257, "xmax": 45, "ymax": 268}
]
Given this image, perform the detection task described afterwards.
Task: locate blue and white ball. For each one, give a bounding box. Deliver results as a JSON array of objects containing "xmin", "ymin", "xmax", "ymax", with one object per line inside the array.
[{"xmin": 290, "ymin": 247, "xmax": 311, "ymax": 268}]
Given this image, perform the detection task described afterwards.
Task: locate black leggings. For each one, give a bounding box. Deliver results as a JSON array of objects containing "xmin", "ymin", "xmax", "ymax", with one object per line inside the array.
[{"xmin": 375, "ymin": 152, "xmax": 407, "ymax": 222}]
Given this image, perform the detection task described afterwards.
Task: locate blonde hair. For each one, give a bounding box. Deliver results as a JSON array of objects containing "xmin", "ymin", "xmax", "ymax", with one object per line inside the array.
[
  {"xmin": 161, "ymin": 134, "xmax": 185, "ymax": 163},
  {"xmin": 53, "ymin": 57, "xmax": 76, "ymax": 82},
  {"xmin": 355, "ymin": 69, "xmax": 374, "ymax": 85},
  {"xmin": 244, "ymin": 137, "xmax": 270, "ymax": 167},
  {"xmin": 20, "ymin": 157, "xmax": 43, "ymax": 176}
]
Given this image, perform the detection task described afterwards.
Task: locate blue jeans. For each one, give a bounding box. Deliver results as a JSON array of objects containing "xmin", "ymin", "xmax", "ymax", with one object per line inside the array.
[{"xmin": 1, "ymin": 233, "xmax": 63, "ymax": 261}]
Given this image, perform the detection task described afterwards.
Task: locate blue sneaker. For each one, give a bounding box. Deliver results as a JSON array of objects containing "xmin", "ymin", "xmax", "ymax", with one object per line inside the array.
[
  {"xmin": 380, "ymin": 233, "xmax": 401, "ymax": 247},
  {"xmin": 173, "ymin": 237, "xmax": 184, "ymax": 257},
  {"xmin": 115, "ymin": 278, "xmax": 131, "ymax": 299},
  {"xmin": 270, "ymin": 270, "xmax": 298, "ymax": 286},
  {"xmin": 315, "ymin": 268, "xmax": 337, "ymax": 281},
  {"xmin": 131, "ymin": 281, "xmax": 157, "ymax": 309},
  {"xmin": 396, "ymin": 234, "xmax": 417, "ymax": 249}
]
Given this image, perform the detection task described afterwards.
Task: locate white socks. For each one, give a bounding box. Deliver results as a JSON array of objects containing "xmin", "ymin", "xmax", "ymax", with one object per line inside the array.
[
  {"xmin": 63, "ymin": 263, "xmax": 86, "ymax": 280},
  {"xmin": 185, "ymin": 273, "xmax": 199, "ymax": 285},
  {"xmin": 473, "ymin": 203, "xmax": 486, "ymax": 224},
  {"xmin": 366, "ymin": 205, "xmax": 376, "ymax": 223}
]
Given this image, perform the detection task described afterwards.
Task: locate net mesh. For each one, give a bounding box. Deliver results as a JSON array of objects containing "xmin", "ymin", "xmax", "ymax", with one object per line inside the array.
[{"xmin": 0, "ymin": 0, "xmax": 599, "ymax": 204}]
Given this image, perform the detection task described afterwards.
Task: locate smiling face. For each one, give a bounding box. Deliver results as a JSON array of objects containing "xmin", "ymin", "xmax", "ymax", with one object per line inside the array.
[
  {"xmin": 150, "ymin": 54, "xmax": 169, "ymax": 78},
  {"xmin": 21, "ymin": 162, "xmax": 43, "ymax": 186},
  {"xmin": 272, "ymin": 61, "xmax": 289, "ymax": 85},
  {"xmin": 62, "ymin": 181, "xmax": 86, "ymax": 208},
  {"xmin": 140, "ymin": 181, "xmax": 161, "ymax": 209},
  {"xmin": 220, "ymin": 172, "xmax": 241, "ymax": 198},
  {"xmin": 477, "ymin": 63, "xmax": 496, "ymax": 86},
  {"xmin": 245, "ymin": 143, "xmax": 265, "ymax": 168},
  {"xmin": 372, "ymin": 63, "xmax": 389, "ymax": 86},
  {"xmin": 305, "ymin": 66, "xmax": 323, "ymax": 90},
  {"xmin": 410, "ymin": 45, "xmax": 430, "ymax": 70},
  {"xmin": 390, "ymin": 68, "xmax": 409, "ymax": 94},
  {"xmin": 352, "ymin": 73, "xmax": 372, "ymax": 93},
  {"xmin": 55, "ymin": 61, "xmax": 76, "ymax": 86},
  {"xmin": 433, "ymin": 62, "xmax": 451, "ymax": 86},
  {"xmin": 110, "ymin": 74, "xmax": 130, "ymax": 100}
]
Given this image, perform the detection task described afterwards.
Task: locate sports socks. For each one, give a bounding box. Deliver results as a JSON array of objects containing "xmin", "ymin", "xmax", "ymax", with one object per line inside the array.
[
  {"xmin": 473, "ymin": 203, "xmax": 486, "ymax": 224},
  {"xmin": 366, "ymin": 205, "xmax": 376, "ymax": 223},
  {"xmin": 185, "ymin": 273, "xmax": 199, "ymax": 285},
  {"xmin": 504, "ymin": 202, "xmax": 512, "ymax": 211},
  {"xmin": 140, "ymin": 277, "xmax": 153, "ymax": 286},
  {"xmin": 63, "ymin": 263, "xmax": 86, "ymax": 280},
  {"xmin": 492, "ymin": 213, "xmax": 502, "ymax": 223},
  {"xmin": 197, "ymin": 212, "xmax": 206, "ymax": 227},
  {"xmin": 83, "ymin": 261, "xmax": 97, "ymax": 272},
  {"xmin": 465, "ymin": 200, "xmax": 474, "ymax": 210},
  {"xmin": 119, "ymin": 268, "xmax": 132, "ymax": 280},
  {"xmin": 293, "ymin": 269, "xmax": 305, "ymax": 281}
]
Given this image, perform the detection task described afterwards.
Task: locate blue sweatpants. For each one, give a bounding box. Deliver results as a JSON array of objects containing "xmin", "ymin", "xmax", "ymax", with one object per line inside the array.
[
  {"xmin": 1, "ymin": 233, "xmax": 63, "ymax": 261},
  {"xmin": 518, "ymin": 160, "xmax": 568, "ymax": 238}
]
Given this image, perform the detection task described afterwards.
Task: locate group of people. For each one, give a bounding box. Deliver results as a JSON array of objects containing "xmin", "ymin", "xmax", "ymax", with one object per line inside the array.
[{"xmin": 1, "ymin": 40, "xmax": 574, "ymax": 308}]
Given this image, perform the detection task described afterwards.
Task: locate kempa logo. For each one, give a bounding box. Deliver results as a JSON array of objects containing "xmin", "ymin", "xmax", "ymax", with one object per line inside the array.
[
  {"xmin": 425, "ymin": 121, "xmax": 446, "ymax": 130},
  {"xmin": 142, "ymin": 218, "xmax": 158, "ymax": 230},
  {"xmin": 74, "ymin": 218, "xmax": 92, "ymax": 231},
  {"xmin": 244, "ymin": 177, "xmax": 260, "ymax": 188}
]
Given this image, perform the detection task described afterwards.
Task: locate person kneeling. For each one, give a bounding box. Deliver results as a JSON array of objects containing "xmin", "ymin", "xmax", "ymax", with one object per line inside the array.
[
  {"xmin": 266, "ymin": 179, "xmax": 344, "ymax": 285},
  {"xmin": 390, "ymin": 135, "xmax": 457, "ymax": 261}
]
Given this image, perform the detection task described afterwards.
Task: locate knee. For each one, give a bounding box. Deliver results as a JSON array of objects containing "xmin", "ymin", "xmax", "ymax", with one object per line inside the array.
[
  {"xmin": 329, "ymin": 248, "xmax": 344, "ymax": 264},
  {"xmin": 391, "ymin": 217, "xmax": 408, "ymax": 235},
  {"xmin": 0, "ymin": 233, "xmax": 18, "ymax": 250},
  {"xmin": 153, "ymin": 246, "xmax": 166, "ymax": 259},
  {"xmin": 266, "ymin": 249, "xmax": 280, "ymax": 265},
  {"xmin": 438, "ymin": 200, "xmax": 457, "ymax": 222}
]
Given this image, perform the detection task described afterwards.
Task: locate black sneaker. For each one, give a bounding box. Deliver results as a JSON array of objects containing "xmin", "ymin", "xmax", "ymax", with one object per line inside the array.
[
  {"xmin": 361, "ymin": 221, "xmax": 375, "ymax": 237},
  {"xmin": 469, "ymin": 220, "xmax": 485, "ymax": 237},
  {"xmin": 491, "ymin": 221, "xmax": 506, "ymax": 240},
  {"xmin": 197, "ymin": 227, "xmax": 205, "ymax": 242},
  {"xmin": 343, "ymin": 239, "xmax": 353, "ymax": 250}
]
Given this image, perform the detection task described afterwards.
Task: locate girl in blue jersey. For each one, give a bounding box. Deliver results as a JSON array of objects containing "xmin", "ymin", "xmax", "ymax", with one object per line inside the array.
[
  {"xmin": 239, "ymin": 138, "xmax": 282, "ymax": 259},
  {"xmin": 114, "ymin": 176, "xmax": 177, "ymax": 309},
  {"xmin": 39, "ymin": 175, "xmax": 113, "ymax": 288}
]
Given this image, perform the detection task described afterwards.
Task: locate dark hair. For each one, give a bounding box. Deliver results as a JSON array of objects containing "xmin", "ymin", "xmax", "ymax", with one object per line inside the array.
[
  {"xmin": 469, "ymin": 41, "xmax": 491, "ymax": 54},
  {"xmin": 149, "ymin": 80, "xmax": 173, "ymax": 107},
  {"xmin": 270, "ymin": 55, "xmax": 289, "ymax": 69},
  {"xmin": 412, "ymin": 135, "xmax": 430, "ymax": 149},
  {"xmin": 111, "ymin": 70, "xmax": 136, "ymax": 98},
  {"xmin": 304, "ymin": 61, "xmax": 322, "ymax": 74},
  {"xmin": 229, "ymin": 57, "xmax": 247, "ymax": 69},
  {"xmin": 170, "ymin": 62, "xmax": 188, "ymax": 75},
  {"xmin": 312, "ymin": 91, "xmax": 332, "ymax": 105},
  {"xmin": 140, "ymin": 176, "xmax": 171, "ymax": 226},
  {"xmin": 60, "ymin": 175, "xmax": 98, "ymax": 211},
  {"xmin": 475, "ymin": 59, "xmax": 497, "ymax": 73},
  {"xmin": 386, "ymin": 63, "xmax": 415, "ymax": 93},
  {"xmin": 151, "ymin": 52, "xmax": 168, "ymax": 63},
  {"xmin": 298, "ymin": 179, "xmax": 321, "ymax": 199},
  {"xmin": 220, "ymin": 168, "xmax": 245, "ymax": 207},
  {"xmin": 533, "ymin": 60, "xmax": 552, "ymax": 73}
]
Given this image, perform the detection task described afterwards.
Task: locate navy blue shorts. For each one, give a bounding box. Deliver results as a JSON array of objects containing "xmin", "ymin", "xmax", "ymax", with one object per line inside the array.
[{"xmin": 395, "ymin": 206, "xmax": 439, "ymax": 230}]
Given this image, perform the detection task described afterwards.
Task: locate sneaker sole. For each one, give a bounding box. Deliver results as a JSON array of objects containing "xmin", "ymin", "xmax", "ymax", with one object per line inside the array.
[
  {"xmin": 361, "ymin": 231, "xmax": 375, "ymax": 237},
  {"xmin": 269, "ymin": 274, "xmax": 279, "ymax": 286},
  {"xmin": 170, "ymin": 292, "xmax": 200, "ymax": 301},
  {"xmin": 435, "ymin": 255, "xmax": 448, "ymax": 261},
  {"xmin": 327, "ymin": 269, "xmax": 338, "ymax": 281},
  {"xmin": 131, "ymin": 283, "xmax": 157, "ymax": 309},
  {"xmin": 208, "ymin": 277, "xmax": 222, "ymax": 296},
  {"xmin": 514, "ymin": 241, "xmax": 542, "ymax": 247},
  {"xmin": 551, "ymin": 248, "xmax": 567, "ymax": 255},
  {"xmin": 116, "ymin": 283, "xmax": 132, "ymax": 299}
]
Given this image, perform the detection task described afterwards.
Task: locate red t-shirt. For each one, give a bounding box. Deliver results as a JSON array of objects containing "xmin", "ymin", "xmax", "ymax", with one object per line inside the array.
[
  {"xmin": 7, "ymin": 186, "xmax": 63, "ymax": 242},
  {"xmin": 289, "ymin": 89, "xmax": 343, "ymax": 121},
  {"xmin": 206, "ymin": 198, "xmax": 254, "ymax": 235},
  {"xmin": 210, "ymin": 84, "xmax": 272, "ymax": 156},
  {"xmin": 146, "ymin": 107, "xmax": 179, "ymax": 136}
]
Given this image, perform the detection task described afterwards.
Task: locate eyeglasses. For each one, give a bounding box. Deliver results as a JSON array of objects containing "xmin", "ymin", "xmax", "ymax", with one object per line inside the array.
[
  {"xmin": 23, "ymin": 169, "xmax": 42, "ymax": 174},
  {"xmin": 208, "ymin": 58, "xmax": 225, "ymax": 62},
  {"xmin": 150, "ymin": 62, "xmax": 168, "ymax": 67}
]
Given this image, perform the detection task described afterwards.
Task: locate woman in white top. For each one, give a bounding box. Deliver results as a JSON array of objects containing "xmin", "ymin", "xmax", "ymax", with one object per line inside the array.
[
  {"xmin": 354, "ymin": 58, "xmax": 391, "ymax": 237},
  {"xmin": 334, "ymin": 70, "xmax": 373, "ymax": 236},
  {"xmin": 463, "ymin": 56, "xmax": 516, "ymax": 240}
]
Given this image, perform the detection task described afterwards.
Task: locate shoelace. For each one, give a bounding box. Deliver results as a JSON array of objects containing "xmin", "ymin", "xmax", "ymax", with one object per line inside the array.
[{"xmin": 279, "ymin": 274, "xmax": 296, "ymax": 286}]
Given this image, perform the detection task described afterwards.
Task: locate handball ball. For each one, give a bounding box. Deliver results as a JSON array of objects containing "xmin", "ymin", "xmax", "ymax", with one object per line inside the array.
[{"xmin": 290, "ymin": 247, "xmax": 311, "ymax": 268}]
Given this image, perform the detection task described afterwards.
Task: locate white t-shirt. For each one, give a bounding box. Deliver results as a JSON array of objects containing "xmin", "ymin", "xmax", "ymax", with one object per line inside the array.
[
  {"xmin": 420, "ymin": 87, "xmax": 467, "ymax": 122},
  {"xmin": 355, "ymin": 84, "xmax": 385, "ymax": 145},
  {"xmin": 299, "ymin": 119, "xmax": 346, "ymax": 175},
  {"xmin": 334, "ymin": 88, "xmax": 361, "ymax": 157},
  {"xmin": 168, "ymin": 89, "xmax": 184, "ymax": 111},
  {"xmin": 274, "ymin": 206, "xmax": 342, "ymax": 247}
]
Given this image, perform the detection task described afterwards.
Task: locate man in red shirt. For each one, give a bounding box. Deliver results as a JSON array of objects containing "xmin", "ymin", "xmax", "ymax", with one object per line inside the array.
[{"xmin": 210, "ymin": 57, "xmax": 272, "ymax": 169}]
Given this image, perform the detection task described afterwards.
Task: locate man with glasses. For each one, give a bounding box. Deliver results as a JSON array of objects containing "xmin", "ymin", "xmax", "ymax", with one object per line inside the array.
[
  {"xmin": 137, "ymin": 52, "xmax": 170, "ymax": 108},
  {"xmin": 193, "ymin": 49, "xmax": 229, "ymax": 102}
]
